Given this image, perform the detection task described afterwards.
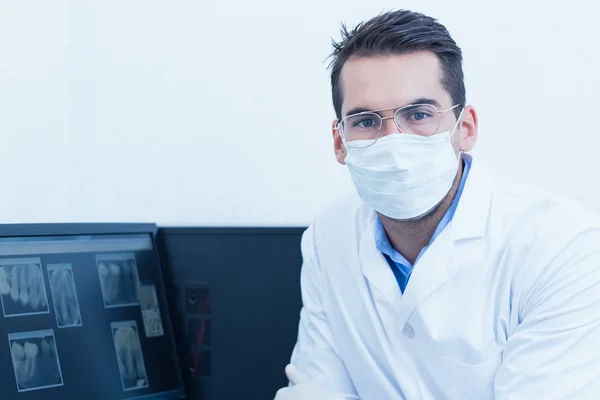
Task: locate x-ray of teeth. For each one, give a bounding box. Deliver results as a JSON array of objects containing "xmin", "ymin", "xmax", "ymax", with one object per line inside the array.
[
  {"xmin": 8, "ymin": 329, "xmax": 64, "ymax": 392},
  {"xmin": 0, "ymin": 258, "xmax": 49, "ymax": 317},
  {"xmin": 96, "ymin": 253, "xmax": 140, "ymax": 308},
  {"xmin": 48, "ymin": 264, "xmax": 82, "ymax": 328},
  {"xmin": 111, "ymin": 320, "xmax": 149, "ymax": 391},
  {"xmin": 139, "ymin": 283, "xmax": 164, "ymax": 337}
]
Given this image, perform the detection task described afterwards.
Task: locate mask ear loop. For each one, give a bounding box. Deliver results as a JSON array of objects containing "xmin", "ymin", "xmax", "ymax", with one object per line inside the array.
[
  {"xmin": 334, "ymin": 121, "xmax": 349, "ymax": 155},
  {"xmin": 449, "ymin": 108, "xmax": 466, "ymax": 163}
]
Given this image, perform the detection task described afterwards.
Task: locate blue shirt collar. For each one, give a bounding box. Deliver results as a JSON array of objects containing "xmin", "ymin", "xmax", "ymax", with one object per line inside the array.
[{"xmin": 375, "ymin": 155, "xmax": 472, "ymax": 267}]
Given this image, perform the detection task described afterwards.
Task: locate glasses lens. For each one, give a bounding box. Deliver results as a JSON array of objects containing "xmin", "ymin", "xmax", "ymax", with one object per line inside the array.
[
  {"xmin": 341, "ymin": 113, "xmax": 381, "ymax": 147},
  {"xmin": 394, "ymin": 104, "xmax": 440, "ymax": 136}
]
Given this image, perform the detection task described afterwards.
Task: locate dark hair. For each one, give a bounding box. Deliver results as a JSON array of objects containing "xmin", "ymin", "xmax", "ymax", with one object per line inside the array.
[{"xmin": 329, "ymin": 10, "xmax": 465, "ymax": 120}]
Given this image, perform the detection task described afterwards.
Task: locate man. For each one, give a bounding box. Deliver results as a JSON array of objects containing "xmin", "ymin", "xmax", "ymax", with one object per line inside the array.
[{"xmin": 274, "ymin": 9, "xmax": 600, "ymax": 400}]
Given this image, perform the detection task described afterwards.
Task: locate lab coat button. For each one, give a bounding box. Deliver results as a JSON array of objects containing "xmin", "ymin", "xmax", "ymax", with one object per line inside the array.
[{"xmin": 402, "ymin": 323, "xmax": 415, "ymax": 339}]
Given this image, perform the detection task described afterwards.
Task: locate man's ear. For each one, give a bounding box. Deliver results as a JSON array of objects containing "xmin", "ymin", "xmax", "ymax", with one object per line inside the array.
[
  {"xmin": 332, "ymin": 120, "xmax": 347, "ymax": 165},
  {"xmin": 458, "ymin": 106, "xmax": 478, "ymax": 152}
]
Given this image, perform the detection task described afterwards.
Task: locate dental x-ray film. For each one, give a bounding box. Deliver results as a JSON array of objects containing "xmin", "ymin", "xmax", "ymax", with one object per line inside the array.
[
  {"xmin": 96, "ymin": 253, "xmax": 141, "ymax": 308},
  {"xmin": 139, "ymin": 283, "xmax": 164, "ymax": 338},
  {"xmin": 111, "ymin": 320, "xmax": 149, "ymax": 391},
  {"xmin": 0, "ymin": 258, "xmax": 50, "ymax": 318},
  {"xmin": 47, "ymin": 263, "xmax": 82, "ymax": 328},
  {"xmin": 8, "ymin": 329, "xmax": 64, "ymax": 392}
]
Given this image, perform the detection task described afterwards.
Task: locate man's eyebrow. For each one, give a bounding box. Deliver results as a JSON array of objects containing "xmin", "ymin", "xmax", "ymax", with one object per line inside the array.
[
  {"xmin": 410, "ymin": 97, "xmax": 442, "ymax": 108},
  {"xmin": 343, "ymin": 98, "xmax": 443, "ymax": 118},
  {"xmin": 344, "ymin": 107, "xmax": 373, "ymax": 117}
]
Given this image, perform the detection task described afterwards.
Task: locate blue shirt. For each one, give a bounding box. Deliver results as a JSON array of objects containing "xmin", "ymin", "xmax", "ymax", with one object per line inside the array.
[{"xmin": 374, "ymin": 157, "xmax": 471, "ymax": 293}]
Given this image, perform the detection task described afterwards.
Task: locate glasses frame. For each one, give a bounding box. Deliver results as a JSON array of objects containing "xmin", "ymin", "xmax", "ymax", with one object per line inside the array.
[{"xmin": 334, "ymin": 103, "xmax": 461, "ymax": 148}]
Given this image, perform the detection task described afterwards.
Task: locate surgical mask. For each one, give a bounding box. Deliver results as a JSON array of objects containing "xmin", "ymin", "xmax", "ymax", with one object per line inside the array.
[{"xmin": 344, "ymin": 118, "xmax": 462, "ymax": 220}]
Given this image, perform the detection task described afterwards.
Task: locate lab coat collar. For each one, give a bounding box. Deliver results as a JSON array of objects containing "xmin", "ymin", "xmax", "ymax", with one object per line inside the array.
[
  {"xmin": 358, "ymin": 154, "xmax": 493, "ymax": 321},
  {"xmin": 397, "ymin": 155, "xmax": 493, "ymax": 326},
  {"xmin": 359, "ymin": 216, "xmax": 404, "ymax": 310},
  {"xmin": 358, "ymin": 213, "xmax": 461, "ymax": 339},
  {"xmin": 451, "ymin": 154, "xmax": 493, "ymax": 241}
]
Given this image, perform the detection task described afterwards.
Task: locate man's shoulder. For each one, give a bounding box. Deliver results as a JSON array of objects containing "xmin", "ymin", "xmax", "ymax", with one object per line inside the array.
[
  {"xmin": 490, "ymin": 180, "xmax": 600, "ymax": 272},
  {"xmin": 315, "ymin": 191, "xmax": 365, "ymax": 220},
  {"xmin": 490, "ymin": 181, "xmax": 600, "ymax": 316},
  {"xmin": 492, "ymin": 179, "xmax": 600, "ymax": 230},
  {"xmin": 309, "ymin": 192, "xmax": 371, "ymax": 243}
]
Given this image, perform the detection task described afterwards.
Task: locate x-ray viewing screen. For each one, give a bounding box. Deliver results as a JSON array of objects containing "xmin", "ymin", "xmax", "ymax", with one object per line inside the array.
[{"xmin": 0, "ymin": 232, "xmax": 183, "ymax": 400}]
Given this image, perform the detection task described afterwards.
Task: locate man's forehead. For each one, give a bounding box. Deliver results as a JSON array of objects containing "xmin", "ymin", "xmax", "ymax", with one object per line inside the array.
[{"xmin": 339, "ymin": 52, "xmax": 449, "ymax": 117}]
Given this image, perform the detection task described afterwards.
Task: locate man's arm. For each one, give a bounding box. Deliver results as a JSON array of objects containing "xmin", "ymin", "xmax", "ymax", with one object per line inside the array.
[
  {"xmin": 494, "ymin": 229, "xmax": 600, "ymax": 399},
  {"xmin": 287, "ymin": 224, "xmax": 359, "ymax": 399}
]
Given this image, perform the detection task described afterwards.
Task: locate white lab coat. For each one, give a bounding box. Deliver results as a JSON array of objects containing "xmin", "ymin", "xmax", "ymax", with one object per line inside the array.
[{"xmin": 290, "ymin": 155, "xmax": 600, "ymax": 399}]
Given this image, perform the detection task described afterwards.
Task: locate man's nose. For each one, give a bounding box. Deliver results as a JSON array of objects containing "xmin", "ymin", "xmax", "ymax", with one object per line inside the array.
[{"xmin": 379, "ymin": 116, "xmax": 401, "ymax": 137}]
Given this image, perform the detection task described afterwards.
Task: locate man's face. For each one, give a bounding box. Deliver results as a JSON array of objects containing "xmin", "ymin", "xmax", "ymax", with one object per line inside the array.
[{"xmin": 332, "ymin": 51, "xmax": 477, "ymax": 164}]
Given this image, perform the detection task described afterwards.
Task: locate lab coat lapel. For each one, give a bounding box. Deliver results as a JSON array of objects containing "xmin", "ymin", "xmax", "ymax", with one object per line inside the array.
[
  {"xmin": 359, "ymin": 212, "xmax": 403, "ymax": 311},
  {"xmin": 451, "ymin": 155, "xmax": 493, "ymax": 241},
  {"xmin": 358, "ymin": 214, "xmax": 423, "ymax": 398},
  {"xmin": 395, "ymin": 155, "xmax": 493, "ymax": 327},
  {"xmin": 396, "ymin": 226, "xmax": 458, "ymax": 327}
]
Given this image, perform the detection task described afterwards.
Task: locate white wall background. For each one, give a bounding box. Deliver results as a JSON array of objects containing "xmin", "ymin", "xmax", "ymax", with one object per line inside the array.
[{"xmin": 1, "ymin": 0, "xmax": 599, "ymax": 226}]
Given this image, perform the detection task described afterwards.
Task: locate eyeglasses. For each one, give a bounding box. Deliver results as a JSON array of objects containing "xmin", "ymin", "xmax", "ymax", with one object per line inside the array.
[{"xmin": 334, "ymin": 103, "xmax": 460, "ymax": 148}]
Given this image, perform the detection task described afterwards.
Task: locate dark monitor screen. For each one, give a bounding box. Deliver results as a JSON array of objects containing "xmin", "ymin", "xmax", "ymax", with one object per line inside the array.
[
  {"xmin": 157, "ymin": 227, "xmax": 305, "ymax": 400},
  {"xmin": 0, "ymin": 224, "xmax": 184, "ymax": 400}
]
